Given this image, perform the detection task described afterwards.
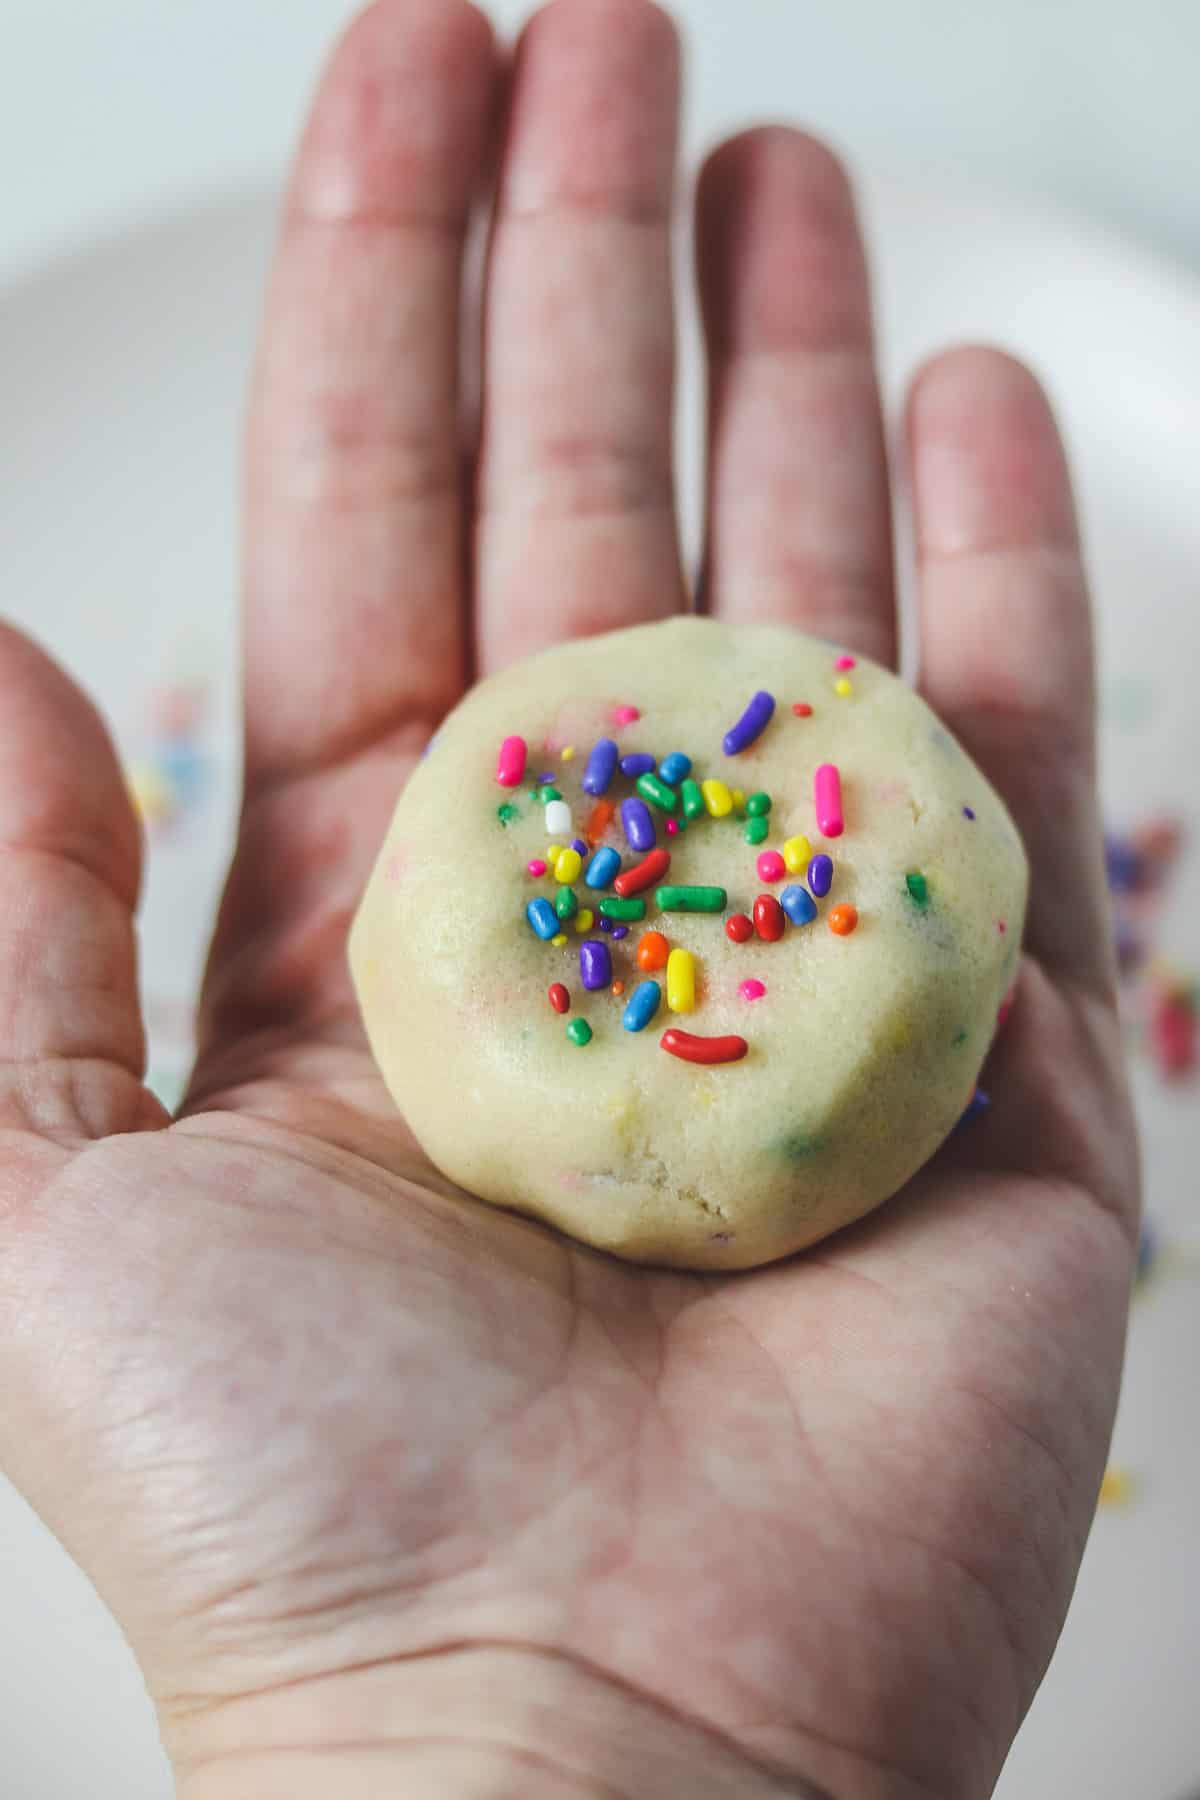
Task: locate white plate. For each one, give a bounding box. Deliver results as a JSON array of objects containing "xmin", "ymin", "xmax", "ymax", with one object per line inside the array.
[{"xmin": 1, "ymin": 173, "xmax": 1197, "ymax": 1799}]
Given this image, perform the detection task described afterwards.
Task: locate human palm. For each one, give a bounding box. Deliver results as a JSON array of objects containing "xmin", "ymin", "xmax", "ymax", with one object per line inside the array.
[{"xmin": 0, "ymin": 4, "xmax": 1137, "ymax": 1798}]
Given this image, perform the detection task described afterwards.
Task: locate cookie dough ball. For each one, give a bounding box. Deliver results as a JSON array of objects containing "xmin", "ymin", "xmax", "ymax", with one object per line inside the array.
[{"xmin": 349, "ymin": 618, "xmax": 1026, "ymax": 1270}]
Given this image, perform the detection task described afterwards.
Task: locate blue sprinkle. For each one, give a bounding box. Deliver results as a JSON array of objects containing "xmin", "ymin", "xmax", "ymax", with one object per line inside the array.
[
  {"xmin": 582, "ymin": 738, "xmax": 619, "ymax": 796},
  {"xmin": 623, "ymin": 979, "xmax": 662, "ymax": 1033},
  {"xmin": 620, "ymin": 752, "xmax": 657, "ymax": 778},
  {"xmin": 658, "ymin": 752, "xmax": 692, "ymax": 786},
  {"xmin": 611, "ymin": 925, "xmax": 629, "ymax": 940},
  {"xmin": 780, "ymin": 884, "xmax": 818, "ymax": 926},
  {"xmin": 526, "ymin": 898, "xmax": 558, "ymax": 941},
  {"xmin": 585, "ymin": 846, "xmax": 622, "ymax": 890},
  {"xmin": 962, "ymin": 805, "xmax": 977, "ymax": 821}
]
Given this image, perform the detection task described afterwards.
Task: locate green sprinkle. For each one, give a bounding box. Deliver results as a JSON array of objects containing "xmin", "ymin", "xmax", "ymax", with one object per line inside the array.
[
  {"xmin": 538, "ymin": 786, "xmax": 563, "ymax": 805},
  {"xmin": 779, "ymin": 1130, "xmax": 826, "ymax": 1163},
  {"xmin": 555, "ymin": 886, "xmax": 579, "ymax": 921},
  {"xmin": 636, "ymin": 771, "xmax": 677, "ymax": 813},
  {"xmin": 680, "ymin": 778, "xmax": 705, "ymax": 820},
  {"xmin": 599, "ymin": 896, "xmax": 646, "ymax": 921},
  {"xmin": 497, "ymin": 803, "xmax": 520, "ymax": 825},
  {"xmin": 744, "ymin": 817, "xmax": 769, "ymax": 845},
  {"xmin": 655, "ymin": 885, "xmax": 727, "ymax": 914},
  {"xmin": 566, "ymin": 1019, "xmax": 593, "ymax": 1047},
  {"xmin": 906, "ymin": 871, "xmax": 929, "ymax": 908},
  {"xmin": 746, "ymin": 792, "xmax": 772, "ymax": 817},
  {"xmin": 952, "ymin": 1029, "xmax": 969, "ymax": 1048}
]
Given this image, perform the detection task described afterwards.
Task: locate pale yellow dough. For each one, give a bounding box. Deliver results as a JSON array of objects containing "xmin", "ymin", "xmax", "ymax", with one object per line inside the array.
[{"xmin": 349, "ymin": 619, "xmax": 1026, "ymax": 1270}]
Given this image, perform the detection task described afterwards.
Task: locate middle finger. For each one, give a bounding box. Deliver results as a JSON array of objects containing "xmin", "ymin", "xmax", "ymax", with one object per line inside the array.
[{"xmin": 474, "ymin": 0, "xmax": 686, "ymax": 674}]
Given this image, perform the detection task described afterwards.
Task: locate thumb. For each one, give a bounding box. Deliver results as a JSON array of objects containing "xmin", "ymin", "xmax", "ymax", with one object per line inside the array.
[{"xmin": 0, "ymin": 622, "xmax": 165, "ymax": 1143}]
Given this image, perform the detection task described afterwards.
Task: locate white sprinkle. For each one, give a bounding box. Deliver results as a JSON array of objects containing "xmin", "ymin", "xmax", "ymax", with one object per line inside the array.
[{"xmin": 544, "ymin": 799, "xmax": 572, "ymax": 836}]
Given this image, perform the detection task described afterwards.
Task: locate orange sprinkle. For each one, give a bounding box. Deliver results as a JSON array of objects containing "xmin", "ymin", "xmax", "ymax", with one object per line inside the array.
[
  {"xmin": 611, "ymin": 980, "xmax": 625, "ymax": 996},
  {"xmin": 585, "ymin": 799, "xmax": 616, "ymax": 846},
  {"xmin": 829, "ymin": 904, "xmax": 859, "ymax": 936},
  {"xmin": 636, "ymin": 930, "xmax": 670, "ymax": 972}
]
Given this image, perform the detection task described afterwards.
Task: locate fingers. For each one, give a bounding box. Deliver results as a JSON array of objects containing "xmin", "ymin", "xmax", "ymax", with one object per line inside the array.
[
  {"xmin": 474, "ymin": 0, "xmax": 685, "ymax": 673},
  {"xmin": 243, "ymin": 0, "xmax": 497, "ymax": 792},
  {"xmin": 697, "ymin": 129, "xmax": 896, "ymax": 665},
  {"xmin": 0, "ymin": 627, "xmax": 162, "ymax": 1145},
  {"xmin": 907, "ymin": 347, "xmax": 1113, "ymax": 993}
]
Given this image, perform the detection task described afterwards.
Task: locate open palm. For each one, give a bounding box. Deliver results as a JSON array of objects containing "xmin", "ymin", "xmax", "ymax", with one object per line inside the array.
[{"xmin": 0, "ymin": 4, "xmax": 1138, "ymax": 1797}]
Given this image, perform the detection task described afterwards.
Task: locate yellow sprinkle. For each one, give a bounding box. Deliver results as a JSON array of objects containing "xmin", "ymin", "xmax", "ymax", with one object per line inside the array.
[
  {"xmin": 732, "ymin": 788, "xmax": 746, "ymax": 815},
  {"xmin": 554, "ymin": 848, "xmax": 582, "ymax": 884},
  {"xmin": 551, "ymin": 934, "xmax": 567, "ymax": 948},
  {"xmin": 546, "ymin": 844, "xmax": 563, "ymax": 863},
  {"xmin": 783, "ymin": 835, "xmax": 812, "ymax": 875},
  {"xmin": 127, "ymin": 762, "xmax": 175, "ymax": 827},
  {"xmin": 834, "ymin": 677, "xmax": 854, "ymax": 698},
  {"xmin": 560, "ymin": 746, "xmax": 576, "ymax": 761},
  {"xmin": 574, "ymin": 909, "xmax": 595, "ymax": 934},
  {"xmin": 1098, "ymin": 1467, "xmax": 1137, "ymax": 1509},
  {"xmin": 701, "ymin": 779, "xmax": 733, "ymax": 818},
  {"xmin": 666, "ymin": 947, "xmax": 696, "ymax": 1014}
]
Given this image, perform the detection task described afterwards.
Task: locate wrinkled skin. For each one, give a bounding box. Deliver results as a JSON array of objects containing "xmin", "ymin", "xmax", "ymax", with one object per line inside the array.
[{"xmin": 0, "ymin": 3, "xmax": 1138, "ymax": 1797}]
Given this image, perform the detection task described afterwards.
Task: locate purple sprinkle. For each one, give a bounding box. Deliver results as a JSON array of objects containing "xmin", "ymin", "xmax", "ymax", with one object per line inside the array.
[
  {"xmin": 570, "ymin": 837, "xmax": 588, "ymax": 857},
  {"xmin": 599, "ymin": 915, "xmax": 614, "ymax": 933},
  {"xmin": 612, "ymin": 925, "xmax": 629, "ymax": 940},
  {"xmin": 808, "ymin": 853, "xmax": 834, "ymax": 898},
  {"xmin": 580, "ymin": 939, "xmax": 612, "ymax": 992},
  {"xmin": 963, "ymin": 806, "xmax": 976, "ymax": 821},
  {"xmin": 538, "ymin": 772, "xmax": 555, "ymax": 785},
  {"xmin": 722, "ymin": 690, "xmax": 776, "ymax": 756},
  {"xmin": 956, "ymin": 1087, "xmax": 991, "ymax": 1131},
  {"xmin": 620, "ymin": 752, "xmax": 657, "ymax": 778},
  {"xmin": 582, "ymin": 738, "xmax": 619, "ymax": 796},
  {"xmin": 620, "ymin": 796, "xmax": 657, "ymax": 852}
]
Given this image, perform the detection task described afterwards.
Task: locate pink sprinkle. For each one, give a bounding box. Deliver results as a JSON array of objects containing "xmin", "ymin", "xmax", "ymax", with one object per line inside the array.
[
  {"xmin": 613, "ymin": 704, "xmax": 640, "ymax": 726},
  {"xmin": 998, "ymin": 920, "xmax": 1008, "ymax": 935},
  {"xmin": 496, "ymin": 734, "xmax": 527, "ymax": 787},
  {"xmin": 527, "ymin": 858, "xmax": 548, "ymax": 877},
  {"xmin": 814, "ymin": 763, "xmax": 844, "ymax": 837},
  {"xmin": 834, "ymin": 655, "xmax": 857, "ymax": 671},
  {"xmin": 739, "ymin": 979, "xmax": 767, "ymax": 1002},
  {"xmin": 998, "ymin": 986, "xmax": 1017, "ymax": 1030},
  {"xmin": 665, "ymin": 817, "xmax": 680, "ymax": 836},
  {"xmin": 756, "ymin": 849, "xmax": 786, "ymax": 882}
]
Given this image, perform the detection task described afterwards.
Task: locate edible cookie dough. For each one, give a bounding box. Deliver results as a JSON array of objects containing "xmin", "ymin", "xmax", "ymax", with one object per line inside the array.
[{"xmin": 349, "ymin": 618, "xmax": 1026, "ymax": 1270}]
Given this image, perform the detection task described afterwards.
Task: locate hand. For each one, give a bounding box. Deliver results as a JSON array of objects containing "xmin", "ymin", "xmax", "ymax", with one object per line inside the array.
[{"xmin": 0, "ymin": 3, "xmax": 1138, "ymax": 1796}]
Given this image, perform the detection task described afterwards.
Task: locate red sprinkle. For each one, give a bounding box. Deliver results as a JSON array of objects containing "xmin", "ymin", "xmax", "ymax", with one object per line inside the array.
[
  {"xmin": 661, "ymin": 1029, "xmax": 749, "ymax": 1066},
  {"xmin": 997, "ymin": 986, "xmax": 1017, "ymax": 1031},
  {"xmin": 614, "ymin": 847, "xmax": 670, "ymax": 898},
  {"xmin": 792, "ymin": 703, "xmax": 813, "ymax": 717},
  {"xmin": 548, "ymin": 983, "xmax": 570, "ymax": 1015},
  {"xmin": 725, "ymin": 913, "xmax": 754, "ymax": 943},
  {"xmin": 753, "ymin": 894, "xmax": 785, "ymax": 941}
]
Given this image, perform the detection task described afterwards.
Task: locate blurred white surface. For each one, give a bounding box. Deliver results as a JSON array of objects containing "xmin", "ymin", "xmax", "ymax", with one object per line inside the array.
[{"xmin": 1, "ymin": 4, "xmax": 1199, "ymax": 1799}]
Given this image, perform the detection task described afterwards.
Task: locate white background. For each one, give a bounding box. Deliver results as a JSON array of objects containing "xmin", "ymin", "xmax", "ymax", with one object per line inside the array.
[{"xmin": 1, "ymin": 4, "xmax": 1198, "ymax": 1799}]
